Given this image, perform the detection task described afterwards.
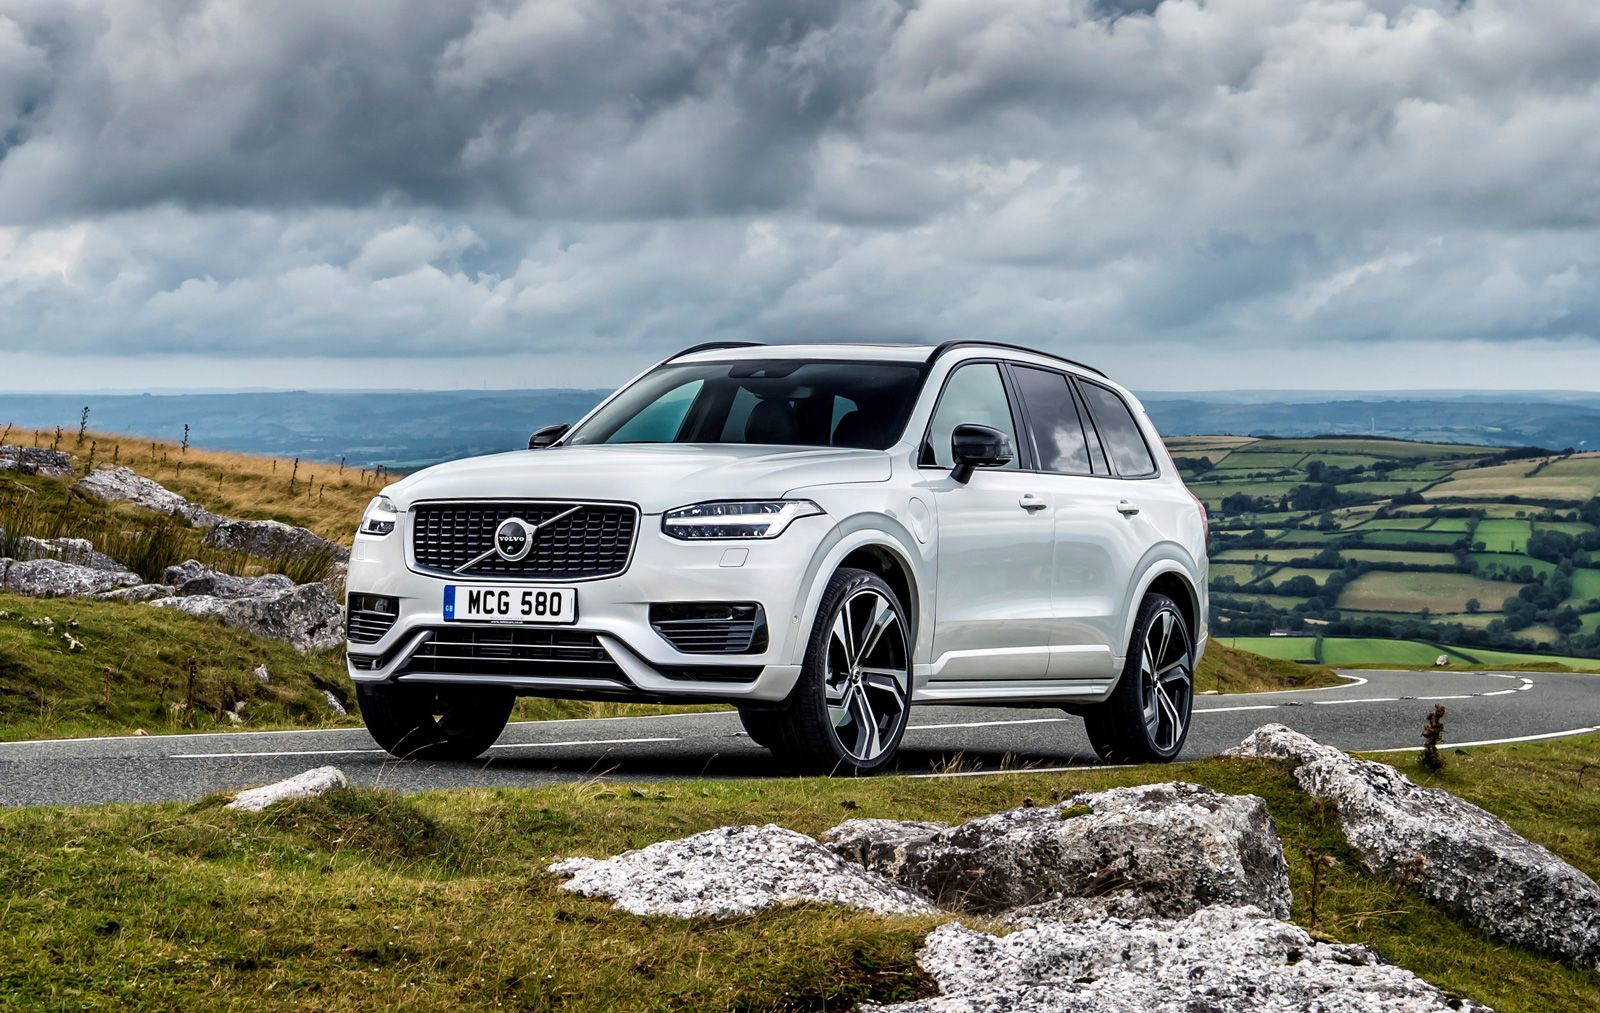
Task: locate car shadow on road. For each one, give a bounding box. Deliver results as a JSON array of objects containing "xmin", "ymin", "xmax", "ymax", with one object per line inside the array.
[{"xmin": 465, "ymin": 743, "xmax": 1110, "ymax": 779}]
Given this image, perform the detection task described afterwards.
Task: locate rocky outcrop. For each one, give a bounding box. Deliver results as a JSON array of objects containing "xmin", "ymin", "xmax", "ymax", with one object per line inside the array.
[
  {"xmin": 0, "ymin": 557, "xmax": 142, "ymax": 598},
  {"xmin": 203, "ymin": 518, "xmax": 349, "ymax": 563},
  {"xmin": 550, "ymin": 824, "xmax": 937, "ymax": 919},
  {"xmin": 151, "ymin": 583, "xmax": 344, "ymax": 653},
  {"xmin": 95, "ymin": 583, "xmax": 174, "ymax": 602},
  {"xmin": 73, "ymin": 466, "xmax": 222, "ymax": 527},
  {"xmin": 163, "ymin": 559, "xmax": 294, "ymax": 598},
  {"xmin": 877, "ymin": 905, "xmax": 1491, "ymax": 1012},
  {"xmin": 0, "ymin": 445, "xmax": 74, "ymax": 478},
  {"xmin": 1230, "ymin": 724, "xmax": 1600, "ymax": 970},
  {"xmin": 226, "ymin": 766, "xmax": 347, "ymax": 813},
  {"xmin": 0, "ymin": 534, "xmax": 126, "ymax": 572},
  {"xmin": 824, "ymin": 783, "xmax": 1291, "ymax": 922}
]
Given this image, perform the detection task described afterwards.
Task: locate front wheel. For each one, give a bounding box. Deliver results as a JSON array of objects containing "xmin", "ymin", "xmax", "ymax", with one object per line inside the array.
[
  {"xmin": 1082, "ymin": 593, "xmax": 1194, "ymax": 764},
  {"xmin": 767, "ymin": 568, "xmax": 913, "ymax": 775},
  {"xmin": 356, "ymin": 682, "xmax": 514, "ymax": 760}
]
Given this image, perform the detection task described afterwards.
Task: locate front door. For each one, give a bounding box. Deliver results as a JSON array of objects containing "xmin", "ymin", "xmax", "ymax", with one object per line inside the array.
[{"xmin": 923, "ymin": 362, "xmax": 1056, "ymax": 681}]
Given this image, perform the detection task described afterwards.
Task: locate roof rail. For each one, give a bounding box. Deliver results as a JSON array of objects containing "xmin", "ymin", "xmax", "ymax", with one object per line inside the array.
[
  {"xmin": 669, "ymin": 340, "xmax": 765, "ymax": 359},
  {"xmin": 927, "ymin": 340, "xmax": 1107, "ymax": 378}
]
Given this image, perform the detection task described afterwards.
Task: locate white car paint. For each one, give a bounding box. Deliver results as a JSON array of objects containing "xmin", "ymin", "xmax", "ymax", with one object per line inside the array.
[{"xmin": 344, "ymin": 342, "xmax": 1208, "ymax": 712}]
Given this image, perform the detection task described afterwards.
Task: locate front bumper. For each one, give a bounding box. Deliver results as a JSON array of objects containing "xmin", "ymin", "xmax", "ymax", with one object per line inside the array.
[{"xmin": 343, "ymin": 513, "xmax": 824, "ymax": 704}]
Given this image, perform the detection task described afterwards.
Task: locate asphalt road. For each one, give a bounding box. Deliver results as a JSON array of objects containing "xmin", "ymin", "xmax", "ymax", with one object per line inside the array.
[{"xmin": 3, "ymin": 669, "xmax": 1598, "ymax": 807}]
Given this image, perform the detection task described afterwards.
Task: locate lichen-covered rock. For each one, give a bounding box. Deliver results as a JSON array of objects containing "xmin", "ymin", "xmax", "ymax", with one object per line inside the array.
[
  {"xmin": 202, "ymin": 518, "xmax": 349, "ymax": 563},
  {"xmin": 875, "ymin": 905, "xmax": 1491, "ymax": 1012},
  {"xmin": 74, "ymin": 466, "xmax": 221, "ymax": 527},
  {"xmin": 0, "ymin": 557, "xmax": 142, "ymax": 598},
  {"xmin": 825, "ymin": 783, "xmax": 1290, "ymax": 921},
  {"xmin": 151, "ymin": 583, "xmax": 344, "ymax": 652},
  {"xmin": 550, "ymin": 824, "xmax": 937, "ymax": 919},
  {"xmin": 0, "ymin": 534, "xmax": 126, "ymax": 572},
  {"xmin": 0, "ymin": 445, "xmax": 74, "ymax": 478},
  {"xmin": 225, "ymin": 766, "xmax": 347, "ymax": 813},
  {"xmin": 94, "ymin": 583, "xmax": 174, "ymax": 602},
  {"xmin": 162, "ymin": 559, "xmax": 294, "ymax": 598},
  {"xmin": 1230, "ymin": 724, "xmax": 1600, "ymax": 970}
]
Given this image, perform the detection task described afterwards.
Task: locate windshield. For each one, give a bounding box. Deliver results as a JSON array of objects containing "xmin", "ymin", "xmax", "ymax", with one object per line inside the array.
[{"xmin": 566, "ymin": 359, "xmax": 926, "ymax": 450}]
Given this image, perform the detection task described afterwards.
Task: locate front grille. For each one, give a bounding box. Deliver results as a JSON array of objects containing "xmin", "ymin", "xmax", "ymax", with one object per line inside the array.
[
  {"xmin": 398, "ymin": 626, "xmax": 625, "ymax": 680},
  {"xmin": 411, "ymin": 501, "xmax": 637, "ymax": 579},
  {"xmin": 650, "ymin": 603, "xmax": 767, "ymax": 654},
  {"xmin": 346, "ymin": 594, "xmax": 399, "ymax": 644}
]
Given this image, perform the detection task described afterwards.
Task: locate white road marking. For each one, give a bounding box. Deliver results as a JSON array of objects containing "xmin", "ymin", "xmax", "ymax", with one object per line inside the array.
[
  {"xmin": 1481, "ymin": 689, "xmax": 1517, "ymax": 697},
  {"xmin": 1312, "ymin": 697, "xmax": 1399, "ymax": 705},
  {"xmin": 1415, "ymin": 695, "xmax": 1474, "ymax": 701},
  {"xmin": 1195, "ymin": 704, "xmax": 1279, "ymax": 714},
  {"xmin": 1361, "ymin": 726, "xmax": 1600, "ymax": 753},
  {"xmin": 169, "ymin": 736, "xmax": 680, "ymax": 759}
]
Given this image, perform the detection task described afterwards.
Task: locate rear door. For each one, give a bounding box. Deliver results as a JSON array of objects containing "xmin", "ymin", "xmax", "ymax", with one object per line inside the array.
[
  {"xmin": 1007, "ymin": 364, "xmax": 1128, "ymax": 678},
  {"xmin": 923, "ymin": 361, "xmax": 1057, "ymax": 681}
]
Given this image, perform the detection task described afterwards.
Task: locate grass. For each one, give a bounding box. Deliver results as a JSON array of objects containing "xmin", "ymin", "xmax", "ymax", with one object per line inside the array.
[
  {"xmin": 5, "ymin": 428, "xmax": 378, "ymax": 543},
  {"xmin": 1475, "ymin": 519, "xmax": 1533, "ymax": 553},
  {"xmin": 1471, "ymin": 552, "xmax": 1559, "ymax": 579},
  {"xmin": 1, "ymin": 736, "xmax": 1596, "ymax": 1010},
  {"xmin": 1428, "ymin": 454, "xmax": 1600, "ymax": 502},
  {"xmin": 1217, "ymin": 635, "xmax": 1317, "ymax": 662},
  {"xmin": 1196, "ymin": 639, "xmax": 1341, "ymax": 691},
  {"xmin": 1337, "ymin": 571, "xmax": 1524, "ymax": 613},
  {"xmin": 1318, "ymin": 638, "xmax": 1477, "ymax": 667},
  {"xmin": 1339, "ymin": 547, "xmax": 1460, "ymax": 567}
]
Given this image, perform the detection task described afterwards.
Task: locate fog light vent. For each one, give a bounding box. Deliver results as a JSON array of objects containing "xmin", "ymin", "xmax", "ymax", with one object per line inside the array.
[
  {"xmin": 347, "ymin": 593, "xmax": 400, "ymax": 645},
  {"xmin": 649, "ymin": 602, "xmax": 767, "ymax": 654}
]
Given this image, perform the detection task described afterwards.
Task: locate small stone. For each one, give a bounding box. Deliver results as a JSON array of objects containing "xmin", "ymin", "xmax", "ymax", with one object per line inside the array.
[
  {"xmin": 253, "ymin": 664, "xmax": 271, "ymax": 684},
  {"xmin": 322, "ymin": 689, "xmax": 348, "ymax": 716},
  {"xmin": 225, "ymin": 766, "xmax": 347, "ymax": 813}
]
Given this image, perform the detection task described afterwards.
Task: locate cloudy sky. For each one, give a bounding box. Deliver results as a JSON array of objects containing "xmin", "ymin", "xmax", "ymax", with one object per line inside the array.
[{"xmin": 2, "ymin": 0, "xmax": 1599, "ymax": 393}]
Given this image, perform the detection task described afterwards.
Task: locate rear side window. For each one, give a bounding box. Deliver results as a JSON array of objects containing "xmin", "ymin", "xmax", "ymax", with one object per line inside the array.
[
  {"xmin": 1077, "ymin": 380, "xmax": 1158, "ymax": 477},
  {"xmin": 1010, "ymin": 365, "xmax": 1093, "ymax": 475}
]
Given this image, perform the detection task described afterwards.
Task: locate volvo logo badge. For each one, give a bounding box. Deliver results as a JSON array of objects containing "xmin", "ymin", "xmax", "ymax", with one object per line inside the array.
[{"xmin": 494, "ymin": 517, "xmax": 533, "ymax": 561}]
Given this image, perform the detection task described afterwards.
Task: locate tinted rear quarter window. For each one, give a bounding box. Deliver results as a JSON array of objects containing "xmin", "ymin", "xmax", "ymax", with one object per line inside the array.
[
  {"xmin": 1010, "ymin": 365, "xmax": 1093, "ymax": 475},
  {"xmin": 1077, "ymin": 380, "xmax": 1157, "ymax": 477}
]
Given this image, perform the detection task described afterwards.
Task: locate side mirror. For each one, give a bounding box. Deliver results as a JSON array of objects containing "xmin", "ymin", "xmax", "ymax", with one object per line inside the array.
[
  {"xmin": 950, "ymin": 423, "xmax": 1014, "ymax": 483},
  {"xmin": 528, "ymin": 423, "xmax": 570, "ymax": 449}
]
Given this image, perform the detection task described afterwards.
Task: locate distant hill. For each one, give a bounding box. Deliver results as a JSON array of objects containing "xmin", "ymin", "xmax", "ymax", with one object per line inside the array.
[{"xmin": 2, "ymin": 388, "xmax": 1598, "ymax": 468}]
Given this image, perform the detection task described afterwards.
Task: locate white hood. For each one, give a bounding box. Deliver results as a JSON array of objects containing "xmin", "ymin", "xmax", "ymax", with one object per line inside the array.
[{"xmin": 386, "ymin": 443, "xmax": 892, "ymax": 514}]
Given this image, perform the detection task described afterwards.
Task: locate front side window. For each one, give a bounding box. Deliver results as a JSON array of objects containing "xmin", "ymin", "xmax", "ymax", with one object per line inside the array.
[
  {"xmin": 1077, "ymin": 380, "xmax": 1157, "ymax": 477},
  {"xmin": 923, "ymin": 362, "xmax": 1021, "ymax": 470},
  {"xmin": 1011, "ymin": 365, "xmax": 1093, "ymax": 475},
  {"xmin": 566, "ymin": 360, "xmax": 924, "ymax": 449}
]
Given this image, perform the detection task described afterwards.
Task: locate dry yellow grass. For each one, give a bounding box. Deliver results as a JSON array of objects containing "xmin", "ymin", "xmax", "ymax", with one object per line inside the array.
[{"xmin": 9, "ymin": 427, "xmax": 378, "ymax": 543}]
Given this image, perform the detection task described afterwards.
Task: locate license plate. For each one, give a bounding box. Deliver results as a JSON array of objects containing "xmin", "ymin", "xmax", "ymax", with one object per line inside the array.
[{"xmin": 444, "ymin": 584, "xmax": 577, "ymax": 624}]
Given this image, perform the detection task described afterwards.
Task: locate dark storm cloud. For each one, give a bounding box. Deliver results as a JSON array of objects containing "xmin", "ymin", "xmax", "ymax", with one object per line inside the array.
[{"xmin": 1, "ymin": 0, "xmax": 1599, "ymax": 380}]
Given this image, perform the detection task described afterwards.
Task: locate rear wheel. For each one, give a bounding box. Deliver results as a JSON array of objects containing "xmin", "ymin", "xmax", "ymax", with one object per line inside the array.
[
  {"xmin": 768, "ymin": 568, "xmax": 912, "ymax": 775},
  {"xmin": 1082, "ymin": 593, "xmax": 1194, "ymax": 764},
  {"xmin": 356, "ymin": 682, "xmax": 514, "ymax": 760}
]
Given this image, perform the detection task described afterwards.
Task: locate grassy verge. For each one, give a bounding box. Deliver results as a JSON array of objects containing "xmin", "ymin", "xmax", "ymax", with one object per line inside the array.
[
  {"xmin": 1195, "ymin": 639, "xmax": 1344, "ymax": 692},
  {"xmin": 2, "ymin": 736, "xmax": 1596, "ymax": 1010}
]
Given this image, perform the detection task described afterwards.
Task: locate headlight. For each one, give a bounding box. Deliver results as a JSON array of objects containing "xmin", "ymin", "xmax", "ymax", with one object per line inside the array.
[
  {"xmin": 662, "ymin": 500, "xmax": 824, "ymax": 540},
  {"xmin": 359, "ymin": 495, "xmax": 399, "ymax": 536}
]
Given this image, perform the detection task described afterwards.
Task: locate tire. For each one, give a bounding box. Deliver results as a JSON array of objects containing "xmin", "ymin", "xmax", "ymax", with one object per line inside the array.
[
  {"xmin": 736, "ymin": 707, "xmax": 787, "ymax": 750},
  {"xmin": 1082, "ymin": 593, "xmax": 1194, "ymax": 764},
  {"xmin": 356, "ymin": 681, "xmax": 515, "ymax": 760},
  {"xmin": 768, "ymin": 567, "xmax": 913, "ymax": 775}
]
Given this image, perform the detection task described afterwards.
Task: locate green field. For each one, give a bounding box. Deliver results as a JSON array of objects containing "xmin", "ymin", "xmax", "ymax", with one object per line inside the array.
[
  {"xmin": 1355, "ymin": 517, "xmax": 1435, "ymax": 530},
  {"xmin": 1215, "ymin": 548, "xmax": 1318, "ymax": 564},
  {"xmin": 1471, "ymin": 552, "xmax": 1559, "ymax": 579},
  {"xmin": 1337, "ymin": 572, "xmax": 1522, "ymax": 613},
  {"xmin": 1266, "ymin": 567, "xmax": 1338, "ymax": 584},
  {"xmin": 1425, "ymin": 517, "xmax": 1475, "ymax": 532},
  {"xmin": 1216, "ymin": 636, "xmax": 1317, "ymax": 661},
  {"xmin": 1569, "ymin": 568, "xmax": 1600, "ymax": 605},
  {"xmin": 1474, "ymin": 519, "xmax": 1533, "ymax": 552},
  {"xmin": 1355, "ymin": 529, "xmax": 1465, "ymax": 548},
  {"xmin": 1318, "ymin": 638, "xmax": 1478, "ymax": 666},
  {"xmin": 1535, "ymin": 521, "xmax": 1594, "ymax": 536}
]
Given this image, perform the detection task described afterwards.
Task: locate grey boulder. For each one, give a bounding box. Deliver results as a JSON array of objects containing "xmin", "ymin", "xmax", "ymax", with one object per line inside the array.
[
  {"xmin": 163, "ymin": 559, "xmax": 294, "ymax": 598},
  {"xmin": 202, "ymin": 518, "xmax": 349, "ymax": 563},
  {"xmin": 825, "ymin": 782, "xmax": 1291, "ymax": 921},
  {"xmin": 1230, "ymin": 724, "xmax": 1600, "ymax": 969},
  {"xmin": 0, "ymin": 445, "xmax": 74, "ymax": 478},
  {"xmin": 95, "ymin": 583, "xmax": 174, "ymax": 602},
  {"xmin": 0, "ymin": 557, "xmax": 142, "ymax": 598},
  {"xmin": 151, "ymin": 582, "xmax": 344, "ymax": 653},
  {"xmin": 226, "ymin": 766, "xmax": 347, "ymax": 813},
  {"xmin": 877, "ymin": 905, "xmax": 1491, "ymax": 1012},
  {"xmin": 550, "ymin": 824, "xmax": 937, "ymax": 919},
  {"xmin": 3, "ymin": 534, "xmax": 126, "ymax": 572},
  {"xmin": 74, "ymin": 466, "xmax": 221, "ymax": 527}
]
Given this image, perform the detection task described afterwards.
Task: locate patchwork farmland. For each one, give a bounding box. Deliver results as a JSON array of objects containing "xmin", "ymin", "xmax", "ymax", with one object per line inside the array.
[{"xmin": 1170, "ymin": 436, "xmax": 1600, "ymax": 663}]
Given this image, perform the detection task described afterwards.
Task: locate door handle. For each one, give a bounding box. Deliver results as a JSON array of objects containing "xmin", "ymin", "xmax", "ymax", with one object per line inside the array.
[
  {"xmin": 1117, "ymin": 499, "xmax": 1141, "ymax": 516},
  {"xmin": 1019, "ymin": 494, "xmax": 1048, "ymax": 512}
]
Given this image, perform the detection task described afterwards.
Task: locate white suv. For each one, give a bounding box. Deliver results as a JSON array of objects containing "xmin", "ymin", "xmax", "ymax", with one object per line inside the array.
[{"xmin": 345, "ymin": 341, "xmax": 1208, "ymax": 772}]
